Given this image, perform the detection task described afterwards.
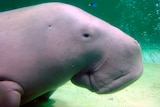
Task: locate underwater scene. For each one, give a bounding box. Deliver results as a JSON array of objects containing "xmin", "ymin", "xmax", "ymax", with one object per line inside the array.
[{"xmin": 0, "ymin": 0, "xmax": 159, "ymax": 107}]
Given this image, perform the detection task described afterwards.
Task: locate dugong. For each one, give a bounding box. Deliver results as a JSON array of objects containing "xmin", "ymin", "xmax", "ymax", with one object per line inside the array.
[{"xmin": 0, "ymin": 2, "xmax": 143, "ymax": 107}]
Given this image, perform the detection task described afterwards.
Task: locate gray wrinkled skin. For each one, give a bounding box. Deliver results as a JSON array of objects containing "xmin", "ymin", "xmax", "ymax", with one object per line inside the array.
[{"xmin": 0, "ymin": 2, "xmax": 143, "ymax": 107}]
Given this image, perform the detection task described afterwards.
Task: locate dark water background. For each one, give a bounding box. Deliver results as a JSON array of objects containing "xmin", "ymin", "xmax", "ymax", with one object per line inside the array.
[{"xmin": 0, "ymin": 0, "xmax": 159, "ymax": 48}]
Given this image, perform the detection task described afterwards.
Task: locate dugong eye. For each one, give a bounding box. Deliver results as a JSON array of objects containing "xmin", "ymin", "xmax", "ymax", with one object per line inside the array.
[{"xmin": 83, "ymin": 33, "xmax": 90, "ymax": 38}]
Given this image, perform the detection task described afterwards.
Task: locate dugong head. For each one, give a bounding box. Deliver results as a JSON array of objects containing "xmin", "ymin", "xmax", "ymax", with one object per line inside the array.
[
  {"xmin": 40, "ymin": 3, "xmax": 143, "ymax": 94},
  {"xmin": 71, "ymin": 26, "xmax": 143, "ymax": 94},
  {"xmin": 52, "ymin": 3, "xmax": 143, "ymax": 94},
  {"xmin": 71, "ymin": 25, "xmax": 143, "ymax": 94}
]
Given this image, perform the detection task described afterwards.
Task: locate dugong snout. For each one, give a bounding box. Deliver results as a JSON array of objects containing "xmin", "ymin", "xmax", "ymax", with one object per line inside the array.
[{"xmin": 71, "ymin": 30, "xmax": 143, "ymax": 94}]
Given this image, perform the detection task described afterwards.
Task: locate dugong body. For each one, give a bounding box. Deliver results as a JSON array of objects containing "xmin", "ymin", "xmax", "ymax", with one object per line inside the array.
[{"xmin": 0, "ymin": 2, "xmax": 143, "ymax": 107}]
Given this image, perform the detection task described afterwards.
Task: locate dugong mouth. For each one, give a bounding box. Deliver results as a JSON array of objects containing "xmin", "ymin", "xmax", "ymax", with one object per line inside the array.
[
  {"xmin": 71, "ymin": 62, "xmax": 142, "ymax": 94},
  {"xmin": 71, "ymin": 57, "xmax": 108, "ymax": 93},
  {"xmin": 71, "ymin": 71, "xmax": 98, "ymax": 92},
  {"xmin": 72, "ymin": 71, "xmax": 137, "ymax": 94}
]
